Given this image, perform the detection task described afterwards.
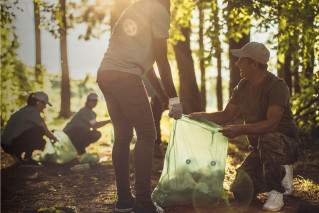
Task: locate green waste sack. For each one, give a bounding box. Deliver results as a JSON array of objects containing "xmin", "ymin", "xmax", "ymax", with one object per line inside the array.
[
  {"xmin": 111, "ymin": 128, "xmax": 137, "ymax": 151},
  {"xmin": 34, "ymin": 130, "xmax": 78, "ymax": 164},
  {"xmin": 78, "ymin": 153, "xmax": 99, "ymax": 165},
  {"xmin": 151, "ymin": 115, "xmax": 228, "ymax": 207}
]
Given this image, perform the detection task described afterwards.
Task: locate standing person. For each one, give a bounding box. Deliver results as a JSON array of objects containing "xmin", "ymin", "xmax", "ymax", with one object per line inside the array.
[
  {"xmin": 142, "ymin": 76, "xmax": 167, "ymax": 158},
  {"xmin": 63, "ymin": 92, "xmax": 111, "ymax": 155},
  {"xmin": 97, "ymin": 0, "xmax": 182, "ymax": 212},
  {"xmin": 189, "ymin": 42, "xmax": 301, "ymax": 211},
  {"xmin": 1, "ymin": 92, "xmax": 57, "ymax": 167}
]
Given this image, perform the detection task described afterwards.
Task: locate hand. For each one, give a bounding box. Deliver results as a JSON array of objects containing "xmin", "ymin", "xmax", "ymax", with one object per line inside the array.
[
  {"xmin": 218, "ymin": 125, "xmax": 243, "ymax": 138},
  {"xmin": 168, "ymin": 97, "xmax": 182, "ymax": 119},
  {"xmin": 189, "ymin": 112, "xmax": 202, "ymax": 120}
]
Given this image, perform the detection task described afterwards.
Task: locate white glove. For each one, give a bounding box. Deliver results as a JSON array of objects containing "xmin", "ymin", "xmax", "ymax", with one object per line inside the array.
[{"xmin": 168, "ymin": 97, "xmax": 183, "ymax": 119}]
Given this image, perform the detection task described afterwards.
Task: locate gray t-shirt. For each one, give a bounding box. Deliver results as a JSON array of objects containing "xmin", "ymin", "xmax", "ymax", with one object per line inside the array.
[
  {"xmin": 1, "ymin": 105, "xmax": 44, "ymax": 146},
  {"xmin": 229, "ymin": 72, "xmax": 298, "ymax": 146},
  {"xmin": 63, "ymin": 107, "xmax": 96, "ymax": 133},
  {"xmin": 98, "ymin": 0, "xmax": 170, "ymax": 76}
]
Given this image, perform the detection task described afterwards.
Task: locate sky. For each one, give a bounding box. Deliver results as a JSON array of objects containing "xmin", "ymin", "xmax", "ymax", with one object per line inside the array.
[
  {"xmin": 14, "ymin": 0, "xmax": 110, "ymax": 79},
  {"xmin": 13, "ymin": 0, "xmax": 273, "ymax": 80}
]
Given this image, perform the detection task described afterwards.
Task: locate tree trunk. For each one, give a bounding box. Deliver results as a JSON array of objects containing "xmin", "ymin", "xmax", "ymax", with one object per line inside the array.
[
  {"xmin": 34, "ymin": 0, "xmax": 43, "ymax": 86},
  {"xmin": 59, "ymin": 0, "xmax": 71, "ymax": 118},
  {"xmin": 198, "ymin": 4, "xmax": 206, "ymax": 111},
  {"xmin": 110, "ymin": 0, "xmax": 130, "ymax": 31},
  {"xmin": 216, "ymin": 49, "xmax": 223, "ymax": 110},
  {"xmin": 228, "ymin": 33, "xmax": 250, "ymax": 96},
  {"xmin": 173, "ymin": 27, "xmax": 202, "ymax": 114},
  {"xmin": 284, "ymin": 53, "xmax": 292, "ymax": 95}
]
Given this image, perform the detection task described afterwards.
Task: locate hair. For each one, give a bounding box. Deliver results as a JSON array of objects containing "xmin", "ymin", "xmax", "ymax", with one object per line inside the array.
[
  {"xmin": 27, "ymin": 93, "xmax": 38, "ymax": 107},
  {"xmin": 247, "ymin": 57, "xmax": 268, "ymax": 70}
]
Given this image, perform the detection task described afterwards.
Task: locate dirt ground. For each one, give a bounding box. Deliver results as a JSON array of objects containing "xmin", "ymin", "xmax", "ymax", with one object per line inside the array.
[{"xmin": 1, "ymin": 143, "xmax": 319, "ymax": 213}]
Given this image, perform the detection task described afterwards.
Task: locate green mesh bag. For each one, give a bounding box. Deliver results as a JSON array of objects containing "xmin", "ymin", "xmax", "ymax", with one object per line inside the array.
[
  {"xmin": 34, "ymin": 130, "xmax": 78, "ymax": 164},
  {"xmin": 152, "ymin": 115, "xmax": 228, "ymax": 207}
]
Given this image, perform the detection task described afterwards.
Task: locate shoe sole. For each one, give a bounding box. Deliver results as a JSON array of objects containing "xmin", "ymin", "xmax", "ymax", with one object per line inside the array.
[
  {"xmin": 115, "ymin": 207, "xmax": 132, "ymax": 213},
  {"xmin": 20, "ymin": 164, "xmax": 43, "ymax": 168},
  {"xmin": 263, "ymin": 205, "xmax": 284, "ymax": 211}
]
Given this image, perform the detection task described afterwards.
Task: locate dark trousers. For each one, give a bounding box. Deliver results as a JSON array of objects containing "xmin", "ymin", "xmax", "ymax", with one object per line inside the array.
[
  {"xmin": 64, "ymin": 127, "xmax": 101, "ymax": 155},
  {"xmin": 151, "ymin": 95, "xmax": 164, "ymax": 145},
  {"xmin": 97, "ymin": 70, "xmax": 156, "ymax": 203},
  {"xmin": 2, "ymin": 126, "xmax": 45, "ymax": 160},
  {"xmin": 231, "ymin": 132, "xmax": 300, "ymax": 195}
]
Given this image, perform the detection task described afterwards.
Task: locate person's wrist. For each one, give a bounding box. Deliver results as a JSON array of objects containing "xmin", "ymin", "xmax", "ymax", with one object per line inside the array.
[{"xmin": 169, "ymin": 97, "xmax": 180, "ymax": 105}]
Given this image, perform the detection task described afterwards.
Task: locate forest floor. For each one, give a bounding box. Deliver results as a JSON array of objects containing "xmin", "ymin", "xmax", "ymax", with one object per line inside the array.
[{"xmin": 1, "ymin": 137, "xmax": 319, "ymax": 213}]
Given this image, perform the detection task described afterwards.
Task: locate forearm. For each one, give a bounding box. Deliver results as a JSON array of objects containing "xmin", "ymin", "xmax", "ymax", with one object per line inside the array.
[
  {"xmin": 241, "ymin": 120, "xmax": 278, "ymax": 136},
  {"xmin": 146, "ymin": 68, "xmax": 167, "ymax": 98},
  {"xmin": 92, "ymin": 120, "xmax": 111, "ymax": 129},
  {"xmin": 158, "ymin": 64, "xmax": 177, "ymax": 98},
  {"xmin": 198, "ymin": 111, "xmax": 233, "ymax": 126}
]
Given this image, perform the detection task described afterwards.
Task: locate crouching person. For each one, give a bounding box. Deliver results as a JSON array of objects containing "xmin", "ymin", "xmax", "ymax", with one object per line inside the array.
[
  {"xmin": 63, "ymin": 92, "xmax": 111, "ymax": 155},
  {"xmin": 189, "ymin": 42, "xmax": 302, "ymax": 211},
  {"xmin": 1, "ymin": 92, "xmax": 57, "ymax": 167}
]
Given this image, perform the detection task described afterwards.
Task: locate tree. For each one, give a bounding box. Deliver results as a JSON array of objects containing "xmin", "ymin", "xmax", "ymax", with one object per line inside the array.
[
  {"xmin": 171, "ymin": 0, "xmax": 202, "ymax": 114},
  {"xmin": 57, "ymin": 0, "xmax": 72, "ymax": 118},
  {"xmin": 1, "ymin": 0, "xmax": 33, "ymax": 128},
  {"xmin": 224, "ymin": 0, "xmax": 251, "ymax": 96},
  {"xmin": 33, "ymin": 0, "xmax": 43, "ymax": 86}
]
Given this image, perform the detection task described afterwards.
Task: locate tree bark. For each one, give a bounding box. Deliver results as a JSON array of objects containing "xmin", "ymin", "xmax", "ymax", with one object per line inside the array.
[
  {"xmin": 34, "ymin": 0, "xmax": 42, "ymax": 86},
  {"xmin": 59, "ymin": 0, "xmax": 71, "ymax": 118},
  {"xmin": 228, "ymin": 33, "xmax": 250, "ymax": 96},
  {"xmin": 173, "ymin": 27, "xmax": 202, "ymax": 114},
  {"xmin": 198, "ymin": 4, "xmax": 206, "ymax": 111}
]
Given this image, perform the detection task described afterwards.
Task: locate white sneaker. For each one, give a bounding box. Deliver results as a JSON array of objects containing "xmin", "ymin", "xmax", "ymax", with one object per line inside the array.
[
  {"xmin": 263, "ymin": 190, "xmax": 284, "ymax": 211},
  {"xmin": 282, "ymin": 165, "xmax": 293, "ymax": 195}
]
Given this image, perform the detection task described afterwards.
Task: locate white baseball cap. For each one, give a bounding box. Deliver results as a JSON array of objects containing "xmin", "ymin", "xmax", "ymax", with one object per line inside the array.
[
  {"xmin": 87, "ymin": 92, "xmax": 98, "ymax": 100},
  {"xmin": 34, "ymin": 91, "xmax": 52, "ymax": 106},
  {"xmin": 231, "ymin": 42, "xmax": 270, "ymax": 65}
]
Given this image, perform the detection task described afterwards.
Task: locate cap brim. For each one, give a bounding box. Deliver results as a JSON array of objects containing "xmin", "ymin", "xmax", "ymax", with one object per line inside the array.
[
  {"xmin": 47, "ymin": 102, "xmax": 52, "ymax": 106},
  {"xmin": 231, "ymin": 49, "xmax": 249, "ymax": 58}
]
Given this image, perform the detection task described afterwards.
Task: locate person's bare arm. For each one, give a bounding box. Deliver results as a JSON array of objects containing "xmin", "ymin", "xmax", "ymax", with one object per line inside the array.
[
  {"xmin": 220, "ymin": 105, "xmax": 285, "ymax": 138},
  {"xmin": 153, "ymin": 37, "xmax": 177, "ymax": 98},
  {"xmin": 189, "ymin": 103, "xmax": 241, "ymax": 126},
  {"xmin": 39, "ymin": 123, "xmax": 57, "ymax": 142},
  {"xmin": 92, "ymin": 120, "xmax": 112, "ymax": 130}
]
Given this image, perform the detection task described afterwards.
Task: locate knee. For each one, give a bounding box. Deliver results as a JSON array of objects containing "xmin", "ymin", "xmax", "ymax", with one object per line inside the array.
[
  {"xmin": 258, "ymin": 133, "xmax": 279, "ymax": 151},
  {"xmin": 258, "ymin": 133, "xmax": 284, "ymax": 164},
  {"xmin": 135, "ymin": 125, "xmax": 156, "ymax": 144}
]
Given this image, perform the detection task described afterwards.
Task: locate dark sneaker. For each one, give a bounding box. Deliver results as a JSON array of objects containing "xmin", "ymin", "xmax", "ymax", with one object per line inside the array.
[
  {"xmin": 115, "ymin": 199, "xmax": 135, "ymax": 212},
  {"xmin": 21, "ymin": 159, "xmax": 43, "ymax": 168},
  {"xmin": 132, "ymin": 202, "xmax": 164, "ymax": 213}
]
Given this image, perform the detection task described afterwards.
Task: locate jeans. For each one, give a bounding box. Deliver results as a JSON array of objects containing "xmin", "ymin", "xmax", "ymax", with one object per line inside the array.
[
  {"xmin": 97, "ymin": 70, "xmax": 156, "ymax": 202},
  {"xmin": 151, "ymin": 95, "xmax": 164, "ymax": 145}
]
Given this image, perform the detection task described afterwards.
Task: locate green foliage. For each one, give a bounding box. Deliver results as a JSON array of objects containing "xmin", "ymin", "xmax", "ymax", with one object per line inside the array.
[
  {"xmin": 292, "ymin": 71, "xmax": 319, "ymax": 145},
  {"xmin": 169, "ymin": 0, "xmax": 194, "ymax": 44},
  {"xmin": 0, "ymin": 0, "xmax": 39, "ymax": 129}
]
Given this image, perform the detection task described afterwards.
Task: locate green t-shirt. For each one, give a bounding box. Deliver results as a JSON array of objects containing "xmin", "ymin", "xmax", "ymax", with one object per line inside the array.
[
  {"xmin": 1, "ymin": 105, "xmax": 44, "ymax": 146},
  {"xmin": 63, "ymin": 106, "xmax": 96, "ymax": 133},
  {"xmin": 229, "ymin": 72, "xmax": 298, "ymax": 146}
]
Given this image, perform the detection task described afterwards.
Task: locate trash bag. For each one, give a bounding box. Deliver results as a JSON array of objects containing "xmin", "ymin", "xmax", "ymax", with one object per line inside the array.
[
  {"xmin": 78, "ymin": 153, "xmax": 99, "ymax": 166},
  {"xmin": 111, "ymin": 128, "xmax": 137, "ymax": 151},
  {"xmin": 151, "ymin": 115, "xmax": 228, "ymax": 207},
  {"xmin": 33, "ymin": 130, "xmax": 78, "ymax": 164}
]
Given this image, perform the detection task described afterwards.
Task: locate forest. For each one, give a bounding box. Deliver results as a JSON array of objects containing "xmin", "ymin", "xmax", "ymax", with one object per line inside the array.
[{"xmin": 1, "ymin": 0, "xmax": 319, "ymax": 212}]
